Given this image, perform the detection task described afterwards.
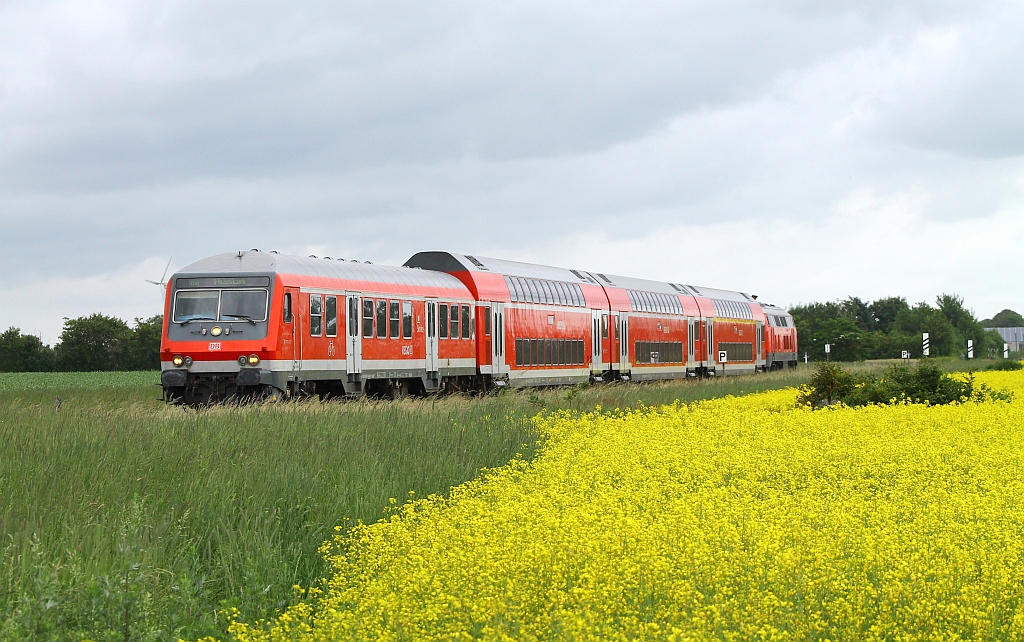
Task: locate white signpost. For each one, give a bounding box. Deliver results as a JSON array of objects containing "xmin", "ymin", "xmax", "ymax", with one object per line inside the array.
[
  {"xmin": 922, "ymin": 332, "xmax": 930, "ymax": 357},
  {"xmin": 1006, "ymin": 343, "xmax": 1011, "ymax": 359},
  {"xmin": 967, "ymin": 339, "xmax": 974, "ymax": 359},
  {"xmin": 718, "ymin": 350, "xmax": 728, "ymax": 376},
  {"xmin": 901, "ymin": 350, "xmax": 910, "ymax": 361}
]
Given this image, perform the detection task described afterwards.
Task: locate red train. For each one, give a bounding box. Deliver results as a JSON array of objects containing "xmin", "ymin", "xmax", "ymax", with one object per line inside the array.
[{"xmin": 159, "ymin": 250, "xmax": 798, "ymax": 403}]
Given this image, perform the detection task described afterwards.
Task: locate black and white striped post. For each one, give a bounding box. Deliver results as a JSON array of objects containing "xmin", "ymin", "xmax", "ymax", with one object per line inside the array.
[
  {"xmin": 922, "ymin": 332, "xmax": 930, "ymax": 357},
  {"xmin": 967, "ymin": 339, "xmax": 974, "ymax": 359}
]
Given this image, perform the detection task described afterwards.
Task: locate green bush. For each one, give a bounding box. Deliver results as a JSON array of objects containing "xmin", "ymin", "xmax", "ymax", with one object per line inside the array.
[{"xmin": 797, "ymin": 361, "xmax": 1011, "ymax": 409}]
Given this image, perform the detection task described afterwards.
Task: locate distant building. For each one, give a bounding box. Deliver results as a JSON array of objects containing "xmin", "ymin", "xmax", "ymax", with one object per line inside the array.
[{"xmin": 987, "ymin": 327, "xmax": 1024, "ymax": 352}]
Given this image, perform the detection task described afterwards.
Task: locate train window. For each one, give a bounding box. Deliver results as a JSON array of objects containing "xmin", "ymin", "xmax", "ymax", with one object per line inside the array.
[
  {"xmin": 543, "ymin": 281, "xmax": 556, "ymax": 305},
  {"xmin": 602, "ymin": 314, "xmax": 608, "ymax": 338},
  {"xmin": 576, "ymin": 284, "xmax": 586, "ymax": 307},
  {"xmin": 439, "ymin": 304, "xmax": 449, "ymax": 339},
  {"xmin": 389, "ymin": 301, "xmax": 400, "ymax": 339},
  {"xmin": 515, "ymin": 339, "xmax": 523, "ymax": 366},
  {"xmin": 221, "ymin": 290, "xmax": 268, "ymax": 322},
  {"xmin": 556, "ymin": 282, "xmax": 569, "ymax": 305},
  {"xmin": 173, "ymin": 290, "xmax": 219, "ymax": 323},
  {"xmin": 402, "ymin": 301, "xmax": 413, "ymax": 339},
  {"xmin": 526, "ymin": 279, "xmax": 540, "ymax": 304},
  {"xmin": 363, "ymin": 298, "xmax": 374, "ymax": 337},
  {"xmin": 325, "ymin": 296, "xmax": 337, "ymax": 337},
  {"xmin": 284, "ymin": 293, "xmax": 293, "ymax": 324},
  {"xmin": 450, "ymin": 304, "xmax": 459, "ymax": 339},
  {"xmin": 505, "ymin": 276, "xmax": 518, "ymax": 303},
  {"xmin": 484, "ymin": 306, "xmax": 491, "ymax": 336},
  {"xmin": 461, "ymin": 305, "xmax": 471, "ymax": 339},
  {"xmin": 376, "ymin": 300, "xmax": 387, "ymax": 339},
  {"xmin": 309, "ymin": 295, "xmax": 323, "ymax": 336},
  {"xmin": 513, "ymin": 278, "xmax": 527, "ymax": 303}
]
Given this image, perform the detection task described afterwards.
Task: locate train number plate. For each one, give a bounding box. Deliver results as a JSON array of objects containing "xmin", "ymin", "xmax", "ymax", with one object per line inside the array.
[
  {"xmin": 209, "ymin": 342, "xmax": 222, "ymax": 351},
  {"xmin": 401, "ymin": 345, "xmax": 413, "ymax": 355}
]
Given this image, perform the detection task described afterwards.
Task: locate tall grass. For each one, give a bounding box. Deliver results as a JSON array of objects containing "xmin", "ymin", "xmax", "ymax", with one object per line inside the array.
[{"xmin": 0, "ymin": 363, "xmax": 888, "ymax": 639}]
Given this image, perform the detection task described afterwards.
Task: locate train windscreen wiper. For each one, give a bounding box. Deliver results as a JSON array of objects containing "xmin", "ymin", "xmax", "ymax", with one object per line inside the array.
[
  {"xmin": 222, "ymin": 314, "xmax": 258, "ymax": 325},
  {"xmin": 178, "ymin": 317, "xmax": 215, "ymax": 326}
]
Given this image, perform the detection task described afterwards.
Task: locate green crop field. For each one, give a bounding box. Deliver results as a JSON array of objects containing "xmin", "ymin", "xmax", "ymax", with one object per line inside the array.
[{"xmin": 0, "ymin": 362, "xmax": 985, "ymax": 640}]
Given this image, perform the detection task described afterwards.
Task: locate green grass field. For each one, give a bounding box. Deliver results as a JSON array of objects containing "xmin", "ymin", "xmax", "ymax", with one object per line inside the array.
[{"xmin": 0, "ymin": 360, "xmax": 994, "ymax": 640}]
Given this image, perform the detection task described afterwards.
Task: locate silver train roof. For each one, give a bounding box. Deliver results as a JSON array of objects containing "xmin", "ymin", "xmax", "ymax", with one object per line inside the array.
[
  {"xmin": 405, "ymin": 251, "xmax": 756, "ymax": 303},
  {"xmin": 174, "ymin": 251, "xmax": 470, "ymax": 291}
]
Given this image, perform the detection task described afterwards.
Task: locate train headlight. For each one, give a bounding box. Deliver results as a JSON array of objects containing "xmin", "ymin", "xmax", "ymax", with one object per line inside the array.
[
  {"xmin": 237, "ymin": 355, "xmax": 248, "ymax": 366},
  {"xmin": 183, "ymin": 356, "xmax": 193, "ymax": 367},
  {"xmin": 211, "ymin": 326, "xmax": 222, "ymax": 336},
  {"xmin": 247, "ymin": 354, "xmax": 260, "ymax": 365},
  {"xmin": 172, "ymin": 355, "xmax": 184, "ymax": 367}
]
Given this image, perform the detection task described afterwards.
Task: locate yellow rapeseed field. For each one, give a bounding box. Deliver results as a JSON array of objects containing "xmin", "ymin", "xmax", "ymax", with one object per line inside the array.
[{"xmin": 226, "ymin": 371, "xmax": 1024, "ymax": 641}]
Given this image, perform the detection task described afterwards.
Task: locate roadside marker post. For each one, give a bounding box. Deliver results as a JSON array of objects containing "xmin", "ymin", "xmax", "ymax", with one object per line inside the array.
[
  {"xmin": 824, "ymin": 343, "xmax": 831, "ymax": 361},
  {"xmin": 967, "ymin": 340, "xmax": 974, "ymax": 359},
  {"xmin": 923, "ymin": 333, "xmax": 930, "ymax": 357}
]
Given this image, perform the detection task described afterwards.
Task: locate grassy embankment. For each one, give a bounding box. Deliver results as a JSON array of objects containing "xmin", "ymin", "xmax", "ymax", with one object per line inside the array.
[{"xmin": 0, "ymin": 359, "xmax": 994, "ymax": 639}]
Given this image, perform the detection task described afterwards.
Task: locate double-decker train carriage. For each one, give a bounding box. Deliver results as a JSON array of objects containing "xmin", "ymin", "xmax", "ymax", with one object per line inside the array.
[
  {"xmin": 160, "ymin": 250, "xmax": 799, "ymax": 402},
  {"xmin": 761, "ymin": 303, "xmax": 799, "ymax": 369},
  {"xmin": 406, "ymin": 252, "xmax": 771, "ymax": 383}
]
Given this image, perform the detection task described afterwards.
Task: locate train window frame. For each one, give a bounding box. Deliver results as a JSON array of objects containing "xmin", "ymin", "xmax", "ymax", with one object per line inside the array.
[
  {"xmin": 461, "ymin": 305, "xmax": 471, "ymax": 339},
  {"xmin": 527, "ymin": 279, "xmax": 540, "ymax": 304},
  {"xmin": 439, "ymin": 304, "xmax": 449, "ymax": 339},
  {"xmin": 402, "ymin": 301, "xmax": 413, "ymax": 339},
  {"xmin": 325, "ymin": 296, "xmax": 337, "ymax": 337},
  {"xmin": 309, "ymin": 294, "xmax": 323, "ymax": 337},
  {"xmin": 513, "ymin": 278, "xmax": 527, "ymax": 303},
  {"xmin": 484, "ymin": 306, "xmax": 491, "ymax": 336},
  {"xmin": 450, "ymin": 304, "xmax": 459, "ymax": 340},
  {"xmin": 349, "ymin": 297, "xmax": 359, "ymax": 337},
  {"xmin": 283, "ymin": 293, "xmax": 292, "ymax": 323},
  {"xmin": 362, "ymin": 298, "xmax": 374, "ymax": 338},
  {"xmin": 515, "ymin": 339, "xmax": 523, "ymax": 366},
  {"xmin": 505, "ymin": 276, "xmax": 518, "ymax": 303},
  {"xmin": 376, "ymin": 300, "xmax": 387, "ymax": 339},
  {"xmin": 389, "ymin": 301, "xmax": 400, "ymax": 339}
]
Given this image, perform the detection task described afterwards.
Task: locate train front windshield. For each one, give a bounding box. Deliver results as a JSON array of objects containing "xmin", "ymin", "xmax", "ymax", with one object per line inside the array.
[{"xmin": 173, "ymin": 289, "xmax": 268, "ymax": 323}]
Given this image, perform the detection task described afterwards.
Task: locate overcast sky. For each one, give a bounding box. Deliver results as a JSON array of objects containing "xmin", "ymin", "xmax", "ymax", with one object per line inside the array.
[{"xmin": 2, "ymin": 1, "xmax": 1022, "ymax": 342}]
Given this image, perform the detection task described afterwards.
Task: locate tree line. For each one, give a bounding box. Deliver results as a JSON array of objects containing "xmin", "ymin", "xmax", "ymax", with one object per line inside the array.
[
  {"xmin": 790, "ymin": 294, "xmax": 1013, "ymax": 362},
  {"xmin": 0, "ymin": 314, "xmax": 162, "ymax": 372}
]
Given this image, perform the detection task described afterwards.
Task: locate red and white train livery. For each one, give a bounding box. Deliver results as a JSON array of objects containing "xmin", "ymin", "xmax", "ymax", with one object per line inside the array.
[{"xmin": 160, "ymin": 250, "xmax": 797, "ymax": 403}]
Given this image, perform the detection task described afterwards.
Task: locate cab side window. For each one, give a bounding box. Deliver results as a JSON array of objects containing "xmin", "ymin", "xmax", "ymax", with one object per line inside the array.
[{"xmin": 283, "ymin": 293, "xmax": 292, "ymax": 323}]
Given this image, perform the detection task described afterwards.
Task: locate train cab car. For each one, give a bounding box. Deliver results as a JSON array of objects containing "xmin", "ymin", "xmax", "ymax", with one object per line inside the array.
[
  {"xmin": 762, "ymin": 304, "xmax": 799, "ymax": 369},
  {"xmin": 160, "ymin": 250, "xmax": 474, "ymax": 403},
  {"xmin": 404, "ymin": 252, "xmax": 607, "ymax": 387}
]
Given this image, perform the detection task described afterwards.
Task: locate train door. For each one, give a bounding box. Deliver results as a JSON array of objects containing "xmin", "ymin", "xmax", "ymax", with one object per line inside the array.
[
  {"xmin": 425, "ymin": 299, "xmax": 439, "ymax": 375},
  {"xmin": 619, "ymin": 313, "xmax": 630, "ymax": 374},
  {"xmin": 756, "ymin": 321, "xmax": 764, "ymax": 369},
  {"xmin": 687, "ymin": 319, "xmax": 695, "ymax": 366},
  {"xmin": 281, "ymin": 288, "xmax": 298, "ymax": 371},
  {"xmin": 707, "ymin": 319, "xmax": 716, "ymax": 373},
  {"xmin": 491, "ymin": 303, "xmax": 507, "ymax": 378},
  {"xmin": 609, "ymin": 313, "xmax": 619, "ymax": 372},
  {"xmin": 591, "ymin": 309, "xmax": 603, "ymax": 374},
  {"xmin": 346, "ymin": 294, "xmax": 362, "ymax": 382}
]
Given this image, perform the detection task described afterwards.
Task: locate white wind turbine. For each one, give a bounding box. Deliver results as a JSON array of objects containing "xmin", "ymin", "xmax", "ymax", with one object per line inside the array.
[{"xmin": 146, "ymin": 257, "xmax": 173, "ymax": 301}]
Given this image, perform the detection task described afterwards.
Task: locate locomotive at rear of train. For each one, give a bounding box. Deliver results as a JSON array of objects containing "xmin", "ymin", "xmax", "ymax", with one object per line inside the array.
[{"xmin": 159, "ymin": 250, "xmax": 797, "ymax": 404}]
